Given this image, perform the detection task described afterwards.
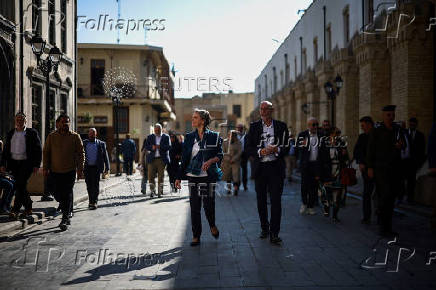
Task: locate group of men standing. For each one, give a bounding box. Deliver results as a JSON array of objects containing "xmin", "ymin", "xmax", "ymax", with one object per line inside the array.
[
  {"xmin": 0, "ymin": 113, "xmax": 111, "ymax": 231},
  {"xmin": 245, "ymin": 101, "xmax": 429, "ymax": 244},
  {"xmin": 355, "ymin": 105, "xmax": 426, "ymax": 236}
]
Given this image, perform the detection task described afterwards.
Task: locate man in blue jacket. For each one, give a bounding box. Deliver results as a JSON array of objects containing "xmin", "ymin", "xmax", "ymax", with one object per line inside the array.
[
  {"xmin": 83, "ymin": 128, "xmax": 110, "ymax": 209},
  {"xmin": 121, "ymin": 134, "xmax": 136, "ymax": 175},
  {"xmin": 145, "ymin": 124, "xmax": 171, "ymax": 197}
]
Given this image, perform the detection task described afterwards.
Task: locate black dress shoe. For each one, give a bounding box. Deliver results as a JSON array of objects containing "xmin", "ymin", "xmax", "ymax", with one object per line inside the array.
[
  {"xmin": 361, "ymin": 218, "xmax": 371, "ymax": 225},
  {"xmin": 259, "ymin": 230, "xmax": 269, "ymax": 239},
  {"xmin": 190, "ymin": 238, "xmax": 200, "ymax": 246},
  {"xmin": 270, "ymin": 235, "xmax": 282, "ymax": 245},
  {"xmin": 59, "ymin": 220, "xmax": 68, "ymax": 231}
]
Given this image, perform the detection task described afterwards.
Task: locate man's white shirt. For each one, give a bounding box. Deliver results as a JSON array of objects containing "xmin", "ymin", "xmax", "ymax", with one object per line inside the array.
[{"xmin": 258, "ymin": 121, "xmax": 280, "ymax": 162}]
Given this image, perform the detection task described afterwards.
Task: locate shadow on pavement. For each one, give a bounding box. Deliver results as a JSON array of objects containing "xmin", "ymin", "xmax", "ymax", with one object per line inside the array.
[
  {"xmin": 1, "ymin": 226, "xmax": 63, "ymax": 243},
  {"xmin": 62, "ymin": 247, "xmax": 182, "ymax": 285},
  {"xmin": 150, "ymin": 196, "xmax": 189, "ymax": 204}
]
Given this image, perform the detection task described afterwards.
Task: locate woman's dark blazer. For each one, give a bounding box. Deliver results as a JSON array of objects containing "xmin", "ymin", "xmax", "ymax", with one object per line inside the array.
[{"xmin": 177, "ymin": 129, "xmax": 223, "ymax": 181}]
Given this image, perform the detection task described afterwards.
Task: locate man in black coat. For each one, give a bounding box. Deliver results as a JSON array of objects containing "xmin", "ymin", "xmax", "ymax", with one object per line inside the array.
[
  {"xmin": 367, "ymin": 105, "xmax": 406, "ymax": 237},
  {"xmin": 353, "ymin": 116, "xmax": 375, "ymax": 224},
  {"xmin": 296, "ymin": 117, "xmax": 327, "ymax": 216},
  {"xmin": 83, "ymin": 128, "xmax": 110, "ymax": 210},
  {"xmin": 404, "ymin": 117, "xmax": 426, "ymax": 203},
  {"xmin": 0, "ymin": 112, "xmax": 42, "ymax": 219},
  {"xmin": 236, "ymin": 124, "xmax": 248, "ymax": 190},
  {"xmin": 245, "ymin": 101, "xmax": 289, "ymax": 245}
]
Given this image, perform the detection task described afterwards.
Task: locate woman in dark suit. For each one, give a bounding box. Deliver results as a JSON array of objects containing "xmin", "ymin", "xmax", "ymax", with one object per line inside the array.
[{"xmin": 175, "ymin": 109, "xmax": 223, "ymax": 246}]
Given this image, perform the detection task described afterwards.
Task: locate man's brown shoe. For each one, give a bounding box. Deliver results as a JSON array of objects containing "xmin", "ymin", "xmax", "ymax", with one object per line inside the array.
[
  {"xmin": 190, "ymin": 237, "xmax": 200, "ymax": 246},
  {"xmin": 210, "ymin": 226, "xmax": 219, "ymax": 239}
]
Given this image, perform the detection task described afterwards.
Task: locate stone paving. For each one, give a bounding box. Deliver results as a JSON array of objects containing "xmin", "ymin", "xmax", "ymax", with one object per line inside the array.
[{"xmin": 0, "ymin": 174, "xmax": 435, "ymax": 289}]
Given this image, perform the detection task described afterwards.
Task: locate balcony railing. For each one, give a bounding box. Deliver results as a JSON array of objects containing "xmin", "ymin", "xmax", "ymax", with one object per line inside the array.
[{"xmin": 78, "ymin": 84, "xmax": 175, "ymax": 104}]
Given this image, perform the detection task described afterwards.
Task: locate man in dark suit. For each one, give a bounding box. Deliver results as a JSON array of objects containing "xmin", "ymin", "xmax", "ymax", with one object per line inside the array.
[
  {"xmin": 367, "ymin": 105, "xmax": 406, "ymax": 237},
  {"xmin": 353, "ymin": 116, "xmax": 375, "ymax": 224},
  {"xmin": 236, "ymin": 124, "xmax": 248, "ymax": 190},
  {"xmin": 245, "ymin": 101, "xmax": 289, "ymax": 245},
  {"xmin": 0, "ymin": 112, "xmax": 42, "ymax": 219},
  {"xmin": 121, "ymin": 134, "xmax": 136, "ymax": 175},
  {"xmin": 296, "ymin": 117, "xmax": 327, "ymax": 216},
  {"xmin": 83, "ymin": 128, "xmax": 110, "ymax": 210},
  {"xmin": 145, "ymin": 124, "xmax": 171, "ymax": 197},
  {"xmin": 404, "ymin": 117, "xmax": 426, "ymax": 203}
]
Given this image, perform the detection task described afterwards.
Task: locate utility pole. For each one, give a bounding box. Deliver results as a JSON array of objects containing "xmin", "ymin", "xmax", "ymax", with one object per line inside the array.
[{"xmin": 116, "ymin": 0, "xmax": 121, "ymax": 44}]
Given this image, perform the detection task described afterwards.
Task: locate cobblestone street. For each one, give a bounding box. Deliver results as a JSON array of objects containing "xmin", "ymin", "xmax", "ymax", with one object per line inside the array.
[{"xmin": 0, "ymin": 174, "xmax": 435, "ymax": 289}]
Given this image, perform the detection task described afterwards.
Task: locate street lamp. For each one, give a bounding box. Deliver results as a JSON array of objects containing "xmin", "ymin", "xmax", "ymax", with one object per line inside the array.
[
  {"xmin": 110, "ymin": 91, "xmax": 122, "ymax": 176},
  {"xmin": 324, "ymin": 74, "xmax": 343, "ymax": 128},
  {"xmin": 31, "ymin": 35, "xmax": 63, "ymax": 137}
]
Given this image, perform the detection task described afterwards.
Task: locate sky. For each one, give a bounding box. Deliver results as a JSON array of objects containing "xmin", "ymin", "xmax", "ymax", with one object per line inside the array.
[{"xmin": 77, "ymin": 0, "xmax": 313, "ymax": 98}]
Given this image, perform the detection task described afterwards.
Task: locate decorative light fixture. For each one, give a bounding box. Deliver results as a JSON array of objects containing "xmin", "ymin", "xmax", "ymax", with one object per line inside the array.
[
  {"xmin": 30, "ymin": 35, "xmax": 63, "ymax": 137},
  {"xmin": 323, "ymin": 74, "xmax": 344, "ymax": 128},
  {"xmin": 30, "ymin": 35, "xmax": 46, "ymax": 57}
]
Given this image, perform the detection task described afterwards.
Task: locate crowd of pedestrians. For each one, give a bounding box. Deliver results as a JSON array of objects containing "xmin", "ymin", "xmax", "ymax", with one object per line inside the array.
[{"xmin": 0, "ymin": 103, "xmax": 434, "ymax": 242}]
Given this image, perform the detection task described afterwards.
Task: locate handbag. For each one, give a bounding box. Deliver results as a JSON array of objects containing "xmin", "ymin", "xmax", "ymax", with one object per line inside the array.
[{"xmin": 340, "ymin": 162, "xmax": 357, "ymax": 186}]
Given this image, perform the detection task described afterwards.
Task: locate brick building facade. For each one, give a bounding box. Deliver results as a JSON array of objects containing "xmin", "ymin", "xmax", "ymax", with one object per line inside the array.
[{"xmin": 254, "ymin": 0, "xmax": 435, "ymax": 151}]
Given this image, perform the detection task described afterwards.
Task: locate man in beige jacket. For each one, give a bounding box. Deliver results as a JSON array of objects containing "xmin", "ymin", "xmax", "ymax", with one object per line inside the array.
[{"xmin": 43, "ymin": 114, "xmax": 84, "ymax": 231}]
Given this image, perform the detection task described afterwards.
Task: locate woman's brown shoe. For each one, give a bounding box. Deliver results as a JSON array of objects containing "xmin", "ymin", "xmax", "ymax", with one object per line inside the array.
[
  {"xmin": 211, "ymin": 226, "xmax": 219, "ymax": 239},
  {"xmin": 190, "ymin": 237, "xmax": 200, "ymax": 246}
]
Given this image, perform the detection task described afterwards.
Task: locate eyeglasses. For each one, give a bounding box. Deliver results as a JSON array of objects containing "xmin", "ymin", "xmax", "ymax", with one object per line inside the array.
[{"xmin": 310, "ymin": 123, "xmax": 319, "ymax": 127}]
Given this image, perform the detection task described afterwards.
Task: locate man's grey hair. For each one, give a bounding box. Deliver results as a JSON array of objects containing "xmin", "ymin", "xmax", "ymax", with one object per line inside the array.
[
  {"xmin": 89, "ymin": 127, "xmax": 97, "ymax": 133},
  {"xmin": 154, "ymin": 123, "xmax": 162, "ymax": 129},
  {"xmin": 307, "ymin": 117, "xmax": 318, "ymax": 123},
  {"xmin": 260, "ymin": 100, "xmax": 273, "ymax": 108}
]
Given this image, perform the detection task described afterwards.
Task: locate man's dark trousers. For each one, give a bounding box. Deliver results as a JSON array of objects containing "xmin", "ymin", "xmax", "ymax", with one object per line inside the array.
[
  {"xmin": 124, "ymin": 159, "xmax": 133, "ymax": 175},
  {"xmin": 240, "ymin": 153, "xmax": 248, "ymax": 188},
  {"xmin": 362, "ymin": 169, "xmax": 375, "ymax": 220},
  {"xmin": 301, "ymin": 162, "xmax": 319, "ymax": 208},
  {"xmin": 52, "ymin": 171, "xmax": 76, "ymax": 220},
  {"xmin": 10, "ymin": 159, "xmax": 33, "ymax": 212},
  {"xmin": 375, "ymin": 168, "xmax": 400, "ymax": 232},
  {"xmin": 255, "ymin": 160, "xmax": 284, "ymax": 235},
  {"xmin": 85, "ymin": 165, "xmax": 100, "ymax": 204}
]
